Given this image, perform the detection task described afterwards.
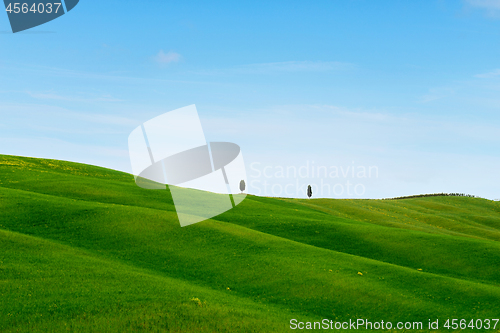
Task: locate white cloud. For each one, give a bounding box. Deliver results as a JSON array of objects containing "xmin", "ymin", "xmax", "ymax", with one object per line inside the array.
[
  {"xmin": 475, "ymin": 69, "xmax": 500, "ymax": 78},
  {"xmin": 467, "ymin": 0, "xmax": 500, "ymax": 9},
  {"xmin": 27, "ymin": 91, "xmax": 123, "ymax": 102},
  {"xmin": 154, "ymin": 50, "xmax": 181, "ymax": 65},
  {"xmin": 194, "ymin": 61, "xmax": 355, "ymax": 75},
  {"xmin": 465, "ymin": 0, "xmax": 500, "ymax": 17},
  {"xmin": 238, "ymin": 61, "xmax": 354, "ymax": 73},
  {"xmin": 2, "ymin": 63, "xmax": 203, "ymax": 85},
  {"xmin": 0, "ymin": 136, "xmax": 130, "ymax": 173},
  {"xmin": 419, "ymin": 87, "xmax": 455, "ymax": 103},
  {"xmin": 0, "ymin": 102, "xmax": 139, "ymax": 128}
]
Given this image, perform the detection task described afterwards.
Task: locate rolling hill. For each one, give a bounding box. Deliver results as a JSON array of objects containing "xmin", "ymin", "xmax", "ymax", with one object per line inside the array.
[{"xmin": 1, "ymin": 154, "xmax": 499, "ymax": 332}]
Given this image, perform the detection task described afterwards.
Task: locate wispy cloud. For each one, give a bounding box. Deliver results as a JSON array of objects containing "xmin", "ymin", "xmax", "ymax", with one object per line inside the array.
[
  {"xmin": 419, "ymin": 87, "xmax": 455, "ymax": 103},
  {"xmin": 153, "ymin": 50, "xmax": 181, "ymax": 65},
  {"xmin": 195, "ymin": 61, "xmax": 355, "ymax": 75},
  {"xmin": 465, "ymin": 0, "xmax": 500, "ymax": 17},
  {"xmin": 0, "ymin": 61, "xmax": 224, "ymax": 86},
  {"xmin": 0, "ymin": 102, "xmax": 138, "ymax": 127},
  {"xmin": 0, "ymin": 136, "xmax": 130, "ymax": 172},
  {"xmin": 27, "ymin": 91, "xmax": 123, "ymax": 102},
  {"xmin": 475, "ymin": 69, "xmax": 500, "ymax": 78},
  {"xmin": 239, "ymin": 61, "xmax": 354, "ymax": 73}
]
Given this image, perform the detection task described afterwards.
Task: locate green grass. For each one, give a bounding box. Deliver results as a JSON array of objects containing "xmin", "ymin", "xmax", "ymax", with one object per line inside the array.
[{"xmin": 1, "ymin": 154, "xmax": 499, "ymax": 332}]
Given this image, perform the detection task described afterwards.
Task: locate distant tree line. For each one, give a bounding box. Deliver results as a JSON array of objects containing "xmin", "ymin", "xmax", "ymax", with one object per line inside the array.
[{"xmin": 384, "ymin": 193, "xmax": 480, "ymax": 200}]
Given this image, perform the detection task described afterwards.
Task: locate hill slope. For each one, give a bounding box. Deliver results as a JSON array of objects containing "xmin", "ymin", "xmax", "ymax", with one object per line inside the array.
[{"xmin": 1, "ymin": 155, "xmax": 499, "ymax": 332}]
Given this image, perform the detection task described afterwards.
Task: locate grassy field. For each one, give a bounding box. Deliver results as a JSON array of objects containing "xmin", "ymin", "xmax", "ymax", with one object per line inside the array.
[{"xmin": 0, "ymin": 154, "xmax": 499, "ymax": 332}]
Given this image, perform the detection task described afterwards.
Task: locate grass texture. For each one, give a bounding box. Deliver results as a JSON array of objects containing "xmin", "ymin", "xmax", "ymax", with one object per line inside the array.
[{"xmin": 0, "ymin": 155, "xmax": 499, "ymax": 332}]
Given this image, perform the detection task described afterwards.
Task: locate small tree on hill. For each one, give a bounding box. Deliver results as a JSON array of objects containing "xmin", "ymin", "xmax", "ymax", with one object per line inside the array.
[
  {"xmin": 307, "ymin": 185, "xmax": 312, "ymax": 199},
  {"xmin": 239, "ymin": 180, "xmax": 246, "ymax": 193}
]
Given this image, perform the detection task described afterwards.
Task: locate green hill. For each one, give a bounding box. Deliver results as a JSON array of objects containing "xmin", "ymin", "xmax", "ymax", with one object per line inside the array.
[{"xmin": 1, "ymin": 155, "xmax": 499, "ymax": 332}]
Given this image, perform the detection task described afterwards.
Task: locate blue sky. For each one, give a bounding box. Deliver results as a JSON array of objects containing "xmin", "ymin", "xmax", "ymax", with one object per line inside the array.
[{"xmin": 1, "ymin": 0, "xmax": 499, "ymax": 199}]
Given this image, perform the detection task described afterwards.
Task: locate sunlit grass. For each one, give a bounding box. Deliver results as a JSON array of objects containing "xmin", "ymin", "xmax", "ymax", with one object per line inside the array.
[{"xmin": 1, "ymin": 154, "xmax": 499, "ymax": 332}]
